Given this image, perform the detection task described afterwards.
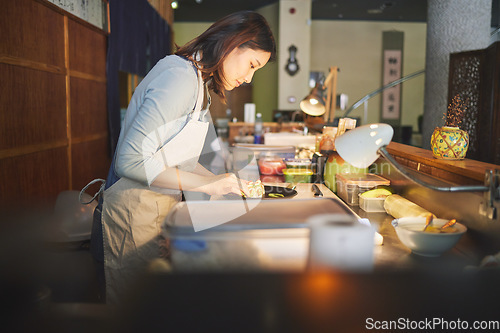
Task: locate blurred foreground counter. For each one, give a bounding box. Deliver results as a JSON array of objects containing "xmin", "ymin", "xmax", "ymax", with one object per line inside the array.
[
  {"xmin": 119, "ymin": 269, "xmax": 500, "ymax": 333},
  {"xmin": 14, "ymin": 181, "xmax": 500, "ymax": 333},
  {"xmin": 113, "ymin": 154, "xmax": 500, "ymax": 332},
  {"xmin": 13, "ymin": 145, "xmax": 500, "ymax": 333}
]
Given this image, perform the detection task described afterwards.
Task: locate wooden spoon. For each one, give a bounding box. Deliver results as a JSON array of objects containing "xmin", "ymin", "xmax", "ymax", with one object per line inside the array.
[{"xmin": 440, "ymin": 219, "xmax": 457, "ymax": 231}]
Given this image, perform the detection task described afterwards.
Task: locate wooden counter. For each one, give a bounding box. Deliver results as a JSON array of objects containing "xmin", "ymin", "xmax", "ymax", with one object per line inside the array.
[{"xmin": 228, "ymin": 122, "xmax": 304, "ymax": 145}]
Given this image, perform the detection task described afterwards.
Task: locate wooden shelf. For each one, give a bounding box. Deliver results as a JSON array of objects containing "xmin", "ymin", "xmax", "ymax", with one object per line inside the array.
[{"xmin": 386, "ymin": 142, "xmax": 499, "ymax": 185}]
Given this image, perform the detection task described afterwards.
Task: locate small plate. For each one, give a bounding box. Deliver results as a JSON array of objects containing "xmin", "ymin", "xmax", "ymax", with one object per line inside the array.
[
  {"xmin": 263, "ymin": 185, "xmax": 297, "ymax": 199},
  {"xmin": 222, "ymin": 185, "xmax": 298, "ymax": 200}
]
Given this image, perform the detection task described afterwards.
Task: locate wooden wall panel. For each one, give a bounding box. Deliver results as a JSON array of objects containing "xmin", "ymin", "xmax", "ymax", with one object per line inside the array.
[
  {"xmin": 0, "ymin": 148, "xmax": 68, "ymax": 208},
  {"xmin": 71, "ymin": 138, "xmax": 111, "ymax": 192},
  {"xmin": 0, "ymin": 64, "xmax": 66, "ymax": 151},
  {"xmin": 1, "ymin": 0, "xmax": 65, "ymax": 68},
  {"xmin": 0, "ymin": 0, "xmax": 109, "ymax": 208},
  {"xmin": 68, "ymin": 18, "xmax": 107, "ymax": 76},
  {"xmin": 70, "ymin": 77, "xmax": 108, "ymax": 138}
]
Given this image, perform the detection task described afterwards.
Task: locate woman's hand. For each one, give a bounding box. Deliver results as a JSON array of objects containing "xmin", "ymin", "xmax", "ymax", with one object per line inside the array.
[
  {"xmin": 151, "ymin": 167, "xmax": 251, "ymax": 197},
  {"xmin": 197, "ymin": 173, "xmax": 250, "ymax": 197}
]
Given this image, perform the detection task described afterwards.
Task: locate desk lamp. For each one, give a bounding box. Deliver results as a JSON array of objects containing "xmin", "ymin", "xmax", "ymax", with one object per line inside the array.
[
  {"xmin": 335, "ymin": 123, "xmax": 499, "ymax": 220},
  {"xmin": 299, "ymin": 83, "xmax": 325, "ymax": 116},
  {"xmin": 300, "ymin": 66, "xmax": 339, "ymax": 123}
]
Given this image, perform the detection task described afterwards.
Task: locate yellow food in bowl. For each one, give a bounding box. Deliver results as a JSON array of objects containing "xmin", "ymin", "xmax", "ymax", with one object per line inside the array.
[
  {"xmin": 424, "ymin": 225, "xmax": 458, "ymax": 233},
  {"xmin": 391, "ymin": 217, "xmax": 466, "ymax": 257}
]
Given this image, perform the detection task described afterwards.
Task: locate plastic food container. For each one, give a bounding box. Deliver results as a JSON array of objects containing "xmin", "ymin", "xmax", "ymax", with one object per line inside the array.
[
  {"xmin": 162, "ymin": 198, "xmax": 355, "ymax": 271},
  {"xmin": 335, "ymin": 173, "xmax": 390, "ymax": 206},
  {"xmin": 258, "ymin": 157, "xmax": 286, "ymax": 175},
  {"xmin": 232, "ymin": 144, "xmax": 295, "ymax": 181},
  {"xmin": 233, "ymin": 144, "xmax": 295, "ymax": 161},
  {"xmin": 359, "ymin": 195, "xmax": 387, "ymax": 212},
  {"xmin": 283, "ymin": 168, "xmax": 313, "ymax": 184},
  {"xmin": 284, "ymin": 158, "xmax": 312, "ymax": 169}
]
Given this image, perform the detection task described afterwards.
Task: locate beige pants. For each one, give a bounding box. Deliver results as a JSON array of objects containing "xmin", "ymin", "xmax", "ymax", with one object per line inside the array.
[{"xmin": 101, "ymin": 177, "xmax": 181, "ymax": 303}]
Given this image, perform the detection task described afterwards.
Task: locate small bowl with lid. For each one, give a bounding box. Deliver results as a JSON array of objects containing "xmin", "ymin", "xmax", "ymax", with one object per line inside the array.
[
  {"xmin": 284, "ymin": 158, "xmax": 312, "ymax": 169},
  {"xmin": 391, "ymin": 217, "xmax": 467, "ymax": 257},
  {"xmin": 282, "ymin": 168, "xmax": 313, "ymax": 184}
]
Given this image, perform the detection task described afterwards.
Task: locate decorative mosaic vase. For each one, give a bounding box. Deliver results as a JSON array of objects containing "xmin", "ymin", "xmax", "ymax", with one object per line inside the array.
[{"xmin": 430, "ymin": 126, "xmax": 469, "ymax": 160}]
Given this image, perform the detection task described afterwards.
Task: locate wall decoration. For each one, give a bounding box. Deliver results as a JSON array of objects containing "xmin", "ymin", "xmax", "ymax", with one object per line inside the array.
[
  {"xmin": 382, "ymin": 50, "xmax": 402, "ymax": 120},
  {"xmin": 285, "ymin": 45, "xmax": 300, "ymax": 76},
  {"xmin": 46, "ymin": 0, "xmax": 108, "ymax": 32},
  {"xmin": 380, "ymin": 31, "xmax": 404, "ymax": 126}
]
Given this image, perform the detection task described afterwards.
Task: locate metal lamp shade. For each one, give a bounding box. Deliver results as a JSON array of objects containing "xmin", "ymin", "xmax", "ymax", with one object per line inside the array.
[{"xmin": 335, "ymin": 123, "xmax": 394, "ymax": 168}]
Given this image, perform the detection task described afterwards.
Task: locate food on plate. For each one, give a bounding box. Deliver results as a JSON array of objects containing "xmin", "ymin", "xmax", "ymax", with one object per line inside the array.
[{"xmin": 245, "ymin": 180, "xmax": 265, "ymax": 198}]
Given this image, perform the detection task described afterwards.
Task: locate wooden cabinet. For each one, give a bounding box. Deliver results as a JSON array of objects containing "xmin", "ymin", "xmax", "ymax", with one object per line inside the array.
[{"xmin": 448, "ymin": 41, "xmax": 500, "ymax": 164}]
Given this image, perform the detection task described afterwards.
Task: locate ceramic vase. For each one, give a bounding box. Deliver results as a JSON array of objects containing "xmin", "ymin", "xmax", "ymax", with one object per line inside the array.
[{"xmin": 430, "ymin": 126, "xmax": 469, "ymax": 160}]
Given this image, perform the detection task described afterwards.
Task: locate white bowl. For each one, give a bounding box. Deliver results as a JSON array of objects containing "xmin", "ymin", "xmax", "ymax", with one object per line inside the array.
[{"xmin": 391, "ymin": 217, "xmax": 467, "ymax": 257}]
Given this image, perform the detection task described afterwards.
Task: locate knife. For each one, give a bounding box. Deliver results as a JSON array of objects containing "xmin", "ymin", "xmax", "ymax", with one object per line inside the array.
[{"xmin": 312, "ymin": 184, "xmax": 323, "ymax": 197}]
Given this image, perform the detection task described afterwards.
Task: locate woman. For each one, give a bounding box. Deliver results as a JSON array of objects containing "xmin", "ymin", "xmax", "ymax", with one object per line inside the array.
[{"xmin": 100, "ymin": 11, "xmax": 276, "ymax": 303}]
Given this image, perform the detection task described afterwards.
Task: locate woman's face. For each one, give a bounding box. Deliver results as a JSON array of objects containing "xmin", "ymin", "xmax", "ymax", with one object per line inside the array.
[{"xmin": 221, "ymin": 47, "xmax": 271, "ymax": 91}]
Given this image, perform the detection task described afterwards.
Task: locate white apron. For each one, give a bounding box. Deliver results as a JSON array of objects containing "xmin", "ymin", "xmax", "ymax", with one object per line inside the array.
[{"xmin": 102, "ymin": 68, "xmax": 209, "ymax": 304}]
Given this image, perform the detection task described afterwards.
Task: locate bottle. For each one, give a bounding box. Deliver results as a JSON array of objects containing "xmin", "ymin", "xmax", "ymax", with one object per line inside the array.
[
  {"xmin": 319, "ymin": 126, "xmax": 337, "ymax": 156},
  {"xmin": 254, "ymin": 113, "xmax": 263, "ymax": 144}
]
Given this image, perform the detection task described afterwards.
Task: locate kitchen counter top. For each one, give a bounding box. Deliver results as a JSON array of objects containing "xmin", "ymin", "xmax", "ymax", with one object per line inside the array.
[
  {"xmin": 168, "ymin": 182, "xmax": 479, "ymax": 273},
  {"xmin": 126, "ymin": 184, "xmax": 499, "ymax": 331},
  {"xmin": 278, "ymin": 182, "xmax": 479, "ymax": 272}
]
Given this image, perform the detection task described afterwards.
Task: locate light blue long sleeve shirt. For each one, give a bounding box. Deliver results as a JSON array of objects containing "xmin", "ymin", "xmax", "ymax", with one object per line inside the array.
[{"xmin": 115, "ymin": 55, "xmax": 204, "ymax": 186}]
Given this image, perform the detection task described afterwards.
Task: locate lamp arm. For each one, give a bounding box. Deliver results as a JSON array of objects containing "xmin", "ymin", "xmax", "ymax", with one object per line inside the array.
[
  {"xmin": 322, "ymin": 68, "xmax": 336, "ymax": 88},
  {"xmin": 343, "ymin": 69, "xmax": 425, "ymax": 118},
  {"xmin": 377, "ymin": 146, "xmax": 489, "ymax": 192}
]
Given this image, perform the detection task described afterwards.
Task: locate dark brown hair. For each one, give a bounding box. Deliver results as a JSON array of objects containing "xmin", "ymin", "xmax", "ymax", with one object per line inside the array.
[{"xmin": 175, "ymin": 11, "xmax": 276, "ymax": 101}]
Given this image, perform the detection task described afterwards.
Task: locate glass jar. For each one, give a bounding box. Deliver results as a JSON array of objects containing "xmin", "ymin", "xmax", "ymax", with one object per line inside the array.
[
  {"xmin": 323, "ymin": 152, "xmax": 368, "ymax": 192},
  {"xmin": 319, "ymin": 126, "xmax": 337, "ymax": 156}
]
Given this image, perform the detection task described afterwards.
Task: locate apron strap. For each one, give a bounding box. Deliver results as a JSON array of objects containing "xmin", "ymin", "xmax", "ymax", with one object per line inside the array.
[
  {"xmin": 191, "ymin": 68, "xmax": 205, "ymax": 121},
  {"xmin": 79, "ymin": 178, "xmax": 106, "ymax": 205}
]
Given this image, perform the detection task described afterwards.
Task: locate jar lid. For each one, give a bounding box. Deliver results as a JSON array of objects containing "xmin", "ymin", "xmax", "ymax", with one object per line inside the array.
[
  {"xmin": 336, "ymin": 173, "xmax": 390, "ymax": 186},
  {"xmin": 283, "ymin": 168, "xmax": 313, "ymax": 176}
]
